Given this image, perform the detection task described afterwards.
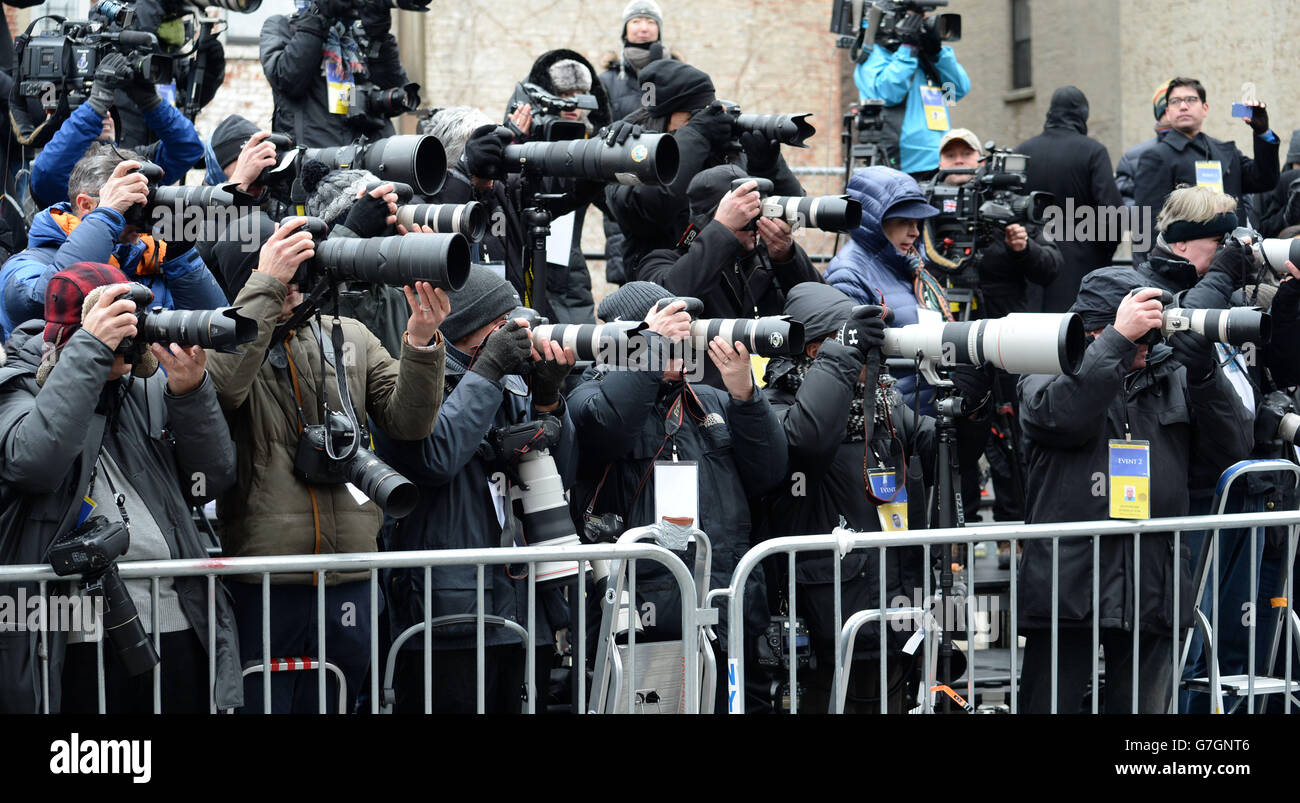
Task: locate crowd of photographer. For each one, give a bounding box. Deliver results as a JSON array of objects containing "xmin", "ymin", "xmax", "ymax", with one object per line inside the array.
[{"xmin": 0, "ymin": 0, "xmax": 1298, "ymax": 717}]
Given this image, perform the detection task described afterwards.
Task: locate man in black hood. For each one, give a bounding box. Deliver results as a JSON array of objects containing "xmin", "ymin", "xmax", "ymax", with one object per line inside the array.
[
  {"xmin": 1015, "ymin": 266, "xmax": 1252, "ymax": 713},
  {"xmin": 1016, "ymin": 86, "xmax": 1123, "ymax": 313},
  {"xmin": 603, "ymin": 59, "xmax": 805, "ymax": 278}
]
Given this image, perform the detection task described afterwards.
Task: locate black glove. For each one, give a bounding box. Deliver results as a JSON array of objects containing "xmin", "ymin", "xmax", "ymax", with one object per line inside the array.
[
  {"xmin": 530, "ymin": 353, "xmax": 570, "ymax": 407},
  {"xmin": 463, "ymin": 124, "xmax": 513, "ymax": 180},
  {"xmin": 359, "ymin": 0, "xmax": 393, "ymax": 38},
  {"xmin": 1257, "ymin": 390, "xmax": 1296, "ymax": 444},
  {"xmin": 123, "ymin": 74, "xmax": 162, "ymax": 114},
  {"xmin": 739, "ymin": 130, "xmax": 779, "ymax": 176},
  {"xmin": 341, "ymin": 192, "xmax": 391, "ymax": 238},
  {"xmin": 837, "ymin": 304, "xmax": 888, "ymax": 361},
  {"xmin": 88, "ymin": 52, "xmax": 129, "ymax": 116},
  {"xmin": 1272, "ymin": 273, "xmax": 1300, "ymax": 320},
  {"xmin": 310, "ymin": 0, "xmax": 352, "ymax": 22},
  {"xmin": 470, "ymin": 320, "xmax": 532, "ymax": 383},
  {"xmin": 603, "ymin": 120, "xmax": 643, "ymax": 146},
  {"xmin": 1247, "ymin": 103, "xmax": 1271, "ymax": 136},
  {"xmin": 1208, "ymin": 236, "xmax": 1254, "ymax": 285},
  {"xmin": 918, "ymin": 23, "xmax": 942, "ymax": 57},
  {"xmin": 687, "ymin": 101, "xmax": 738, "ymax": 151},
  {"xmin": 1168, "ymin": 331, "xmax": 1217, "ymax": 382}
]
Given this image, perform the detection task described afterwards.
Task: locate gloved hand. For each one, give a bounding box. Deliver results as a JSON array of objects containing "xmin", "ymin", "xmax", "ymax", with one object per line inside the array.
[
  {"xmin": 123, "ymin": 73, "xmax": 162, "ymax": 114},
  {"xmin": 1256, "ymin": 390, "xmax": 1297, "ymax": 444},
  {"xmin": 359, "ymin": 0, "xmax": 393, "ymax": 38},
  {"xmin": 836, "ymin": 304, "xmax": 888, "ymax": 361},
  {"xmin": 739, "ymin": 130, "xmax": 779, "ymax": 175},
  {"xmin": 1272, "ymin": 270, "xmax": 1300, "ymax": 320},
  {"xmin": 687, "ymin": 101, "xmax": 738, "ymax": 151},
  {"xmin": 603, "ymin": 120, "xmax": 643, "ymax": 146},
  {"xmin": 341, "ymin": 192, "xmax": 391, "ymax": 238},
  {"xmin": 88, "ymin": 52, "xmax": 129, "ymax": 116},
  {"xmin": 470, "ymin": 320, "xmax": 532, "ymax": 383},
  {"xmin": 1168, "ymin": 331, "xmax": 1217, "ymax": 382},
  {"xmin": 1246, "ymin": 102, "xmax": 1271, "ymax": 136},
  {"xmin": 918, "ymin": 23, "xmax": 943, "ymax": 57},
  {"xmin": 530, "ymin": 351, "xmax": 570, "ymax": 407},
  {"xmin": 1208, "ymin": 236, "xmax": 1255, "ymax": 286},
  {"xmin": 310, "ymin": 0, "xmax": 352, "ymax": 22},
  {"xmin": 462, "ymin": 124, "xmax": 513, "ymax": 180}
]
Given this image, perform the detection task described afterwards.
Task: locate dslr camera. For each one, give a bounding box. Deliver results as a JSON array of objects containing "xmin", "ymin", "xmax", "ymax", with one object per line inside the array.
[
  {"xmin": 124, "ymin": 160, "xmax": 238, "ymax": 228},
  {"xmin": 922, "ymin": 145, "xmax": 1056, "ymax": 275},
  {"xmin": 1224, "ymin": 226, "xmax": 1300, "ymax": 278},
  {"xmin": 651, "ymin": 296, "xmax": 805, "ymax": 358},
  {"xmin": 728, "ymin": 176, "xmax": 862, "ymax": 233},
  {"xmin": 347, "ymin": 82, "xmax": 421, "ymax": 132},
  {"xmin": 712, "ymin": 99, "xmax": 817, "ymax": 149},
  {"xmin": 293, "ymin": 409, "xmax": 419, "ymax": 517},
  {"xmin": 508, "ymin": 82, "xmax": 599, "ymax": 142},
  {"xmin": 507, "ymin": 306, "xmax": 650, "ymax": 365},
  {"xmin": 112, "ymin": 282, "xmax": 257, "ymax": 362},
  {"xmin": 1126, "ymin": 288, "xmax": 1271, "ymax": 348},
  {"xmin": 291, "ymin": 215, "xmax": 470, "ymax": 291}
]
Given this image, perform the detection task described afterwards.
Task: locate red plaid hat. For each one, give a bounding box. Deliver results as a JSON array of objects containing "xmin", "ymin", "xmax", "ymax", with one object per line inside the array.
[{"xmin": 43, "ymin": 262, "xmax": 130, "ymax": 346}]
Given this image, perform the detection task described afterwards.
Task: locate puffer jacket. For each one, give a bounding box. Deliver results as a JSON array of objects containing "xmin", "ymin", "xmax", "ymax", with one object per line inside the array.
[
  {"xmin": 0, "ymin": 204, "xmax": 228, "ymax": 339},
  {"xmin": 0, "ymin": 320, "xmax": 243, "ymax": 712},
  {"xmin": 825, "ymin": 166, "xmax": 944, "ymax": 413},
  {"xmin": 205, "ymin": 272, "xmax": 445, "ymax": 584}
]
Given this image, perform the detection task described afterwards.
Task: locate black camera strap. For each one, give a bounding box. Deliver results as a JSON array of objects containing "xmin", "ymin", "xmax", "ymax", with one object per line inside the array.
[{"xmin": 54, "ymin": 414, "xmax": 109, "ymax": 540}]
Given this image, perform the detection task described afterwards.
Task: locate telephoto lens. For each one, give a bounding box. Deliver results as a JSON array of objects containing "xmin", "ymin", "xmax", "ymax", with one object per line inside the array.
[
  {"xmin": 152, "ymin": 184, "xmax": 236, "ymax": 208},
  {"xmin": 1161, "ymin": 306, "xmax": 1271, "ymax": 347},
  {"xmin": 365, "ymin": 180, "xmax": 415, "ymax": 204},
  {"xmin": 503, "ymin": 131, "xmax": 680, "ymax": 186},
  {"xmin": 688, "ymin": 316, "xmax": 805, "ymax": 357},
  {"xmin": 761, "ymin": 195, "xmax": 862, "ymax": 232},
  {"xmin": 878, "ymin": 310, "xmax": 1087, "ymax": 376},
  {"xmin": 138, "ymin": 306, "xmax": 259, "ymax": 354},
  {"xmin": 735, "ymin": 112, "xmax": 817, "ymax": 148},
  {"xmin": 395, "ymin": 203, "xmax": 487, "ymax": 241},
  {"xmin": 531, "ymin": 321, "xmax": 650, "ymax": 362},
  {"xmin": 343, "ymin": 447, "xmax": 419, "ymax": 518},
  {"xmin": 315, "ymin": 232, "xmax": 471, "ymax": 290},
  {"xmin": 1252, "ymin": 238, "xmax": 1300, "ymax": 277},
  {"xmin": 304, "ymin": 135, "xmax": 447, "ymax": 196}
]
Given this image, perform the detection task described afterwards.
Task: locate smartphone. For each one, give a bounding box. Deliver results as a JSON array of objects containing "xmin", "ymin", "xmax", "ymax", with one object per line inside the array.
[{"xmin": 1232, "ymin": 103, "xmax": 1253, "ymax": 120}]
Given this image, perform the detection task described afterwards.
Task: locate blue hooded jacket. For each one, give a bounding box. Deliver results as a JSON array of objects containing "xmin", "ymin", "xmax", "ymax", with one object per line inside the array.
[
  {"xmin": 826, "ymin": 166, "xmax": 941, "ymax": 413},
  {"xmin": 0, "ymin": 203, "xmax": 227, "ymax": 338}
]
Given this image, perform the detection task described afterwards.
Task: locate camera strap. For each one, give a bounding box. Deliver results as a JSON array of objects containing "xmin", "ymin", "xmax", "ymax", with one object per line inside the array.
[
  {"xmin": 55, "ymin": 414, "xmax": 109, "ymax": 540},
  {"xmin": 312, "ymin": 306, "xmax": 362, "ymax": 463}
]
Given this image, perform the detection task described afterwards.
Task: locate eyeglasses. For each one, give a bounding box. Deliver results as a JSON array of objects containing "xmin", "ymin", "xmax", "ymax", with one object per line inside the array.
[{"xmin": 1167, "ymin": 95, "xmax": 1203, "ymax": 108}]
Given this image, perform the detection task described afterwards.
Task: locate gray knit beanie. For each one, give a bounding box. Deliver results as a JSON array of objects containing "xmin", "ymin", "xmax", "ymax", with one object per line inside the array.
[
  {"xmin": 597, "ymin": 280, "xmax": 675, "ymax": 323},
  {"xmin": 440, "ymin": 265, "xmax": 522, "ymax": 344},
  {"xmin": 303, "ymin": 165, "xmax": 381, "ymax": 226},
  {"xmin": 622, "ymin": 0, "xmax": 664, "ymax": 40}
]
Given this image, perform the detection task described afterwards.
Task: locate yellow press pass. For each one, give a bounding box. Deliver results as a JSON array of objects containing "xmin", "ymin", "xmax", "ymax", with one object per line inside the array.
[
  {"xmin": 1108, "ymin": 439, "xmax": 1150, "ymax": 520},
  {"xmin": 920, "ymin": 85, "xmax": 951, "ymax": 132},
  {"xmin": 1195, "ymin": 160, "xmax": 1224, "ymax": 194},
  {"xmin": 869, "ymin": 468, "xmax": 908, "ymax": 531}
]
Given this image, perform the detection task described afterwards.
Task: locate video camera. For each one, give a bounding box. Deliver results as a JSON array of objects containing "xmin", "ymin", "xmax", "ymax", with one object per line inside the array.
[
  {"xmin": 713, "ymin": 99, "xmax": 817, "ymax": 149},
  {"xmin": 830, "ymin": 0, "xmax": 961, "ymax": 59},
  {"xmin": 292, "ymin": 216, "xmax": 470, "ymax": 291},
  {"xmin": 922, "ymin": 146, "xmax": 1056, "ymax": 275},
  {"xmin": 113, "ymin": 283, "xmax": 257, "ymax": 367},
  {"xmin": 1127, "ymin": 288, "xmax": 1271, "ymax": 348},
  {"xmin": 17, "ymin": 13, "xmax": 172, "ymax": 113},
  {"xmin": 508, "ymin": 81, "xmax": 599, "ymax": 142},
  {"xmin": 294, "ymin": 409, "xmax": 418, "ymax": 517},
  {"xmin": 728, "ymin": 177, "xmax": 862, "ymax": 233},
  {"xmin": 49, "ymin": 516, "xmax": 159, "ymax": 677},
  {"xmin": 652, "ymin": 297, "xmax": 805, "ymax": 358}
]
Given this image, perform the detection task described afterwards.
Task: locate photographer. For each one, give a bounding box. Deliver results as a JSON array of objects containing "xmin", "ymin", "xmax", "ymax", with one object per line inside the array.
[
  {"xmin": 204, "ymin": 217, "xmax": 449, "ymax": 714},
  {"xmin": 27, "ymin": 52, "xmax": 205, "ymax": 211},
  {"xmin": 0, "ymin": 263, "xmax": 241, "ymax": 714},
  {"xmin": 1254, "ymin": 130, "xmax": 1300, "ymax": 237},
  {"xmin": 636, "ymin": 165, "xmax": 822, "ymax": 387},
  {"xmin": 371, "ymin": 266, "xmax": 575, "ymax": 713},
  {"xmin": 568, "ymin": 281, "xmax": 787, "ymax": 711},
  {"xmin": 1015, "ymin": 86, "xmax": 1122, "ymax": 312},
  {"xmin": 260, "ymin": 0, "xmax": 418, "ymax": 149},
  {"xmin": 852, "ymin": 5, "xmax": 970, "ymax": 177},
  {"xmin": 0, "ymin": 147, "xmax": 228, "ymax": 340},
  {"xmin": 1016, "ymin": 270, "xmax": 1253, "ymax": 713},
  {"xmin": 605, "ymin": 59, "xmax": 805, "ymax": 277},
  {"xmin": 826, "ymin": 165, "xmax": 950, "ymax": 415}
]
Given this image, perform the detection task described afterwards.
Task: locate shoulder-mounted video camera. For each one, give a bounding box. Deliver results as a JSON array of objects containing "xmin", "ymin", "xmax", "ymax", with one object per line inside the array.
[{"xmin": 508, "ymin": 81, "xmax": 599, "ymax": 142}]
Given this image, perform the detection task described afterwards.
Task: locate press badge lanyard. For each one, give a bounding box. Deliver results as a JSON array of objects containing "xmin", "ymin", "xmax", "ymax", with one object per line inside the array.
[{"xmin": 1108, "ymin": 401, "xmax": 1152, "ymax": 520}]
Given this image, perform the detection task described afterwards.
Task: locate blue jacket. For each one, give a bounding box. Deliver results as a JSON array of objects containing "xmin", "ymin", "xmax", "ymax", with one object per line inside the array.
[
  {"xmin": 29, "ymin": 101, "xmax": 204, "ymax": 210},
  {"xmin": 854, "ymin": 44, "xmax": 970, "ymax": 174},
  {"xmin": 0, "ymin": 203, "xmax": 227, "ymax": 338},
  {"xmin": 825, "ymin": 166, "xmax": 938, "ymax": 413}
]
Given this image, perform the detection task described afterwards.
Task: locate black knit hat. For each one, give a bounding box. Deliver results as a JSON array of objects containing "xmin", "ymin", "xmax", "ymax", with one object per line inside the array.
[
  {"xmin": 597, "ymin": 280, "xmax": 675, "ymax": 322},
  {"xmin": 210, "ymin": 114, "xmax": 261, "ymax": 173},
  {"xmin": 641, "ymin": 60, "xmax": 715, "ymax": 118},
  {"xmin": 1070, "ymin": 266, "xmax": 1150, "ymax": 331},
  {"xmin": 439, "ymin": 265, "xmax": 521, "ymax": 343}
]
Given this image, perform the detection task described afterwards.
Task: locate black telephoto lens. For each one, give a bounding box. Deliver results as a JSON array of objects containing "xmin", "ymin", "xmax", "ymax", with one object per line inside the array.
[
  {"xmin": 305, "ymin": 135, "xmax": 447, "ymax": 196},
  {"xmin": 735, "ymin": 112, "xmax": 817, "ymax": 148},
  {"xmin": 99, "ymin": 566, "xmax": 161, "ymax": 677},
  {"xmin": 316, "ymin": 233, "xmax": 471, "ymax": 290},
  {"xmin": 139, "ymin": 307, "xmax": 259, "ymax": 354},
  {"xmin": 344, "ymin": 448, "xmax": 419, "ymax": 518},
  {"xmin": 504, "ymin": 132, "xmax": 679, "ymax": 186}
]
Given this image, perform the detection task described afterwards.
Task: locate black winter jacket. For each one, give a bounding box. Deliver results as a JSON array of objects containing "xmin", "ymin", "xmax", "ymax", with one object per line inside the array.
[
  {"xmin": 373, "ymin": 352, "xmax": 574, "ymax": 650},
  {"xmin": 1254, "ymin": 167, "xmax": 1300, "ymax": 237},
  {"xmin": 945, "ymin": 226, "xmax": 1062, "ymax": 319},
  {"xmin": 567, "ymin": 338, "xmax": 787, "ymax": 651},
  {"xmin": 1016, "ymin": 327, "xmax": 1254, "ymax": 633},
  {"xmin": 1132, "ymin": 129, "xmax": 1280, "ymax": 222},
  {"xmin": 0, "ymin": 321, "xmax": 243, "ymax": 712}
]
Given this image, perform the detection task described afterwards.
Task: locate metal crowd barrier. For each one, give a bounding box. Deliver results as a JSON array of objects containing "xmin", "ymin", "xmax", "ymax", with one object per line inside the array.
[
  {"xmin": 709, "ymin": 506, "xmax": 1300, "ymax": 714},
  {"xmin": 0, "ymin": 542, "xmax": 700, "ymax": 715}
]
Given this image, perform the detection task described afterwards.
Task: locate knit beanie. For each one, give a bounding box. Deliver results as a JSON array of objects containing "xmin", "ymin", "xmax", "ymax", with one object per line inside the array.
[
  {"xmin": 439, "ymin": 264, "xmax": 521, "ymax": 344},
  {"xmin": 622, "ymin": 0, "xmax": 664, "ymax": 41},
  {"xmin": 640, "ymin": 59, "xmax": 715, "ymax": 118},
  {"xmin": 301, "ymin": 162, "xmax": 380, "ymax": 225},
  {"xmin": 1286, "ymin": 129, "xmax": 1300, "ymax": 167},
  {"xmin": 597, "ymin": 280, "xmax": 675, "ymax": 323},
  {"xmin": 210, "ymin": 114, "xmax": 262, "ymax": 172},
  {"xmin": 1152, "ymin": 78, "xmax": 1174, "ymax": 122}
]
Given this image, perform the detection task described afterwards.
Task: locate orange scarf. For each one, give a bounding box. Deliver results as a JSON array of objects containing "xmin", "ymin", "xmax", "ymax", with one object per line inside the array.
[{"xmin": 49, "ymin": 208, "xmax": 166, "ymax": 276}]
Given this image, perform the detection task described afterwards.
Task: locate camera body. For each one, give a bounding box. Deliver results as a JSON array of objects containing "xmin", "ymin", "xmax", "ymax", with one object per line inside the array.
[
  {"xmin": 756, "ymin": 616, "xmax": 814, "ymax": 670},
  {"xmin": 1225, "ymin": 226, "xmax": 1300, "ymax": 278},
  {"xmin": 923, "ymin": 146, "xmax": 1055, "ymax": 275},
  {"xmin": 347, "ymin": 82, "xmax": 421, "ymax": 130},
  {"xmin": 18, "ymin": 17, "xmax": 172, "ymax": 112},
  {"xmin": 1126, "ymin": 287, "xmax": 1271, "ymax": 348},
  {"xmin": 871, "ymin": 0, "xmax": 961, "ymax": 49},
  {"xmin": 293, "ymin": 409, "xmax": 419, "ymax": 517},
  {"xmin": 508, "ymin": 82, "xmax": 598, "ymax": 142},
  {"xmin": 112, "ymin": 282, "xmax": 258, "ymax": 361}
]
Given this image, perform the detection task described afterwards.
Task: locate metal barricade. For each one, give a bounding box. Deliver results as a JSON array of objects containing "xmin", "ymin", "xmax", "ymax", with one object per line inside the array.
[
  {"xmin": 709, "ymin": 510, "xmax": 1300, "ymax": 714},
  {"xmin": 0, "ymin": 542, "xmax": 699, "ymax": 715}
]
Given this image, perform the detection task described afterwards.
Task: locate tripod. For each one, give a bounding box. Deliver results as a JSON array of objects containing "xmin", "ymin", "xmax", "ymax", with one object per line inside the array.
[
  {"xmin": 517, "ymin": 167, "xmax": 564, "ymax": 322},
  {"xmin": 931, "ymin": 379, "xmax": 969, "ymax": 712}
]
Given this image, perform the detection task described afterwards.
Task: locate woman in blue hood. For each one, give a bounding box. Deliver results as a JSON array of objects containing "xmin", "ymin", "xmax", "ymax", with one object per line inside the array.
[{"xmin": 825, "ymin": 166, "xmax": 950, "ymax": 414}]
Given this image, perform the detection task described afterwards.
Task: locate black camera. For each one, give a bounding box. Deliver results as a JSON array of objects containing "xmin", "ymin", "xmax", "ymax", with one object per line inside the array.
[
  {"xmin": 113, "ymin": 282, "xmax": 258, "ymax": 362},
  {"xmin": 124, "ymin": 159, "xmax": 239, "ymax": 229},
  {"xmin": 292, "ymin": 215, "xmax": 470, "ymax": 291},
  {"xmin": 17, "ymin": 15, "xmax": 172, "ymax": 113},
  {"xmin": 508, "ymin": 81, "xmax": 599, "ymax": 142},
  {"xmin": 49, "ymin": 516, "xmax": 160, "ymax": 677},
  {"xmin": 347, "ymin": 82, "xmax": 421, "ymax": 129},
  {"xmin": 652, "ymin": 296, "xmax": 805, "ymax": 358},
  {"xmin": 922, "ymin": 146, "xmax": 1055, "ymax": 275},
  {"xmin": 1125, "ymin": 287, "xmax": 1271, "ymax": 348},
  {"xmin": 254, "ymin": 133, "xmax": 299, "ymax": 187},
  {"xmin": 501, "ymin": 127, "xmax": 679, "ymax": 187},
  {"xmin": 293, "ymin": 410, "xmax": 419, "ymax": 518},
  {"xmin": 713, "ymin": 99, "xmax": 817, "ymax": 149},
  {"xmin": 728, "ymin": 176, "xmax": 862, "ymax": 233},
  {"xmin": 302, "ymin": 134, "xmax": 448, "ymax": 196},
  {"xmin": 870, "ymin": 1, "xmax": 961, "ymax": 49},
  {"xmin": 756, "ymin": 616, "xmax": 814, "ymax": 670},
  {"xmin": 1261, "ymin": 390, "xmax": 1300, "ymax": 445}
]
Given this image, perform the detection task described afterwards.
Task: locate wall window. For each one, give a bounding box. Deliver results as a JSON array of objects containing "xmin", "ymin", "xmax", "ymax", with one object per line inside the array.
[{"xmin": 1012, "ymin": 0, "xmax": 1032, "ymax": 89}]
